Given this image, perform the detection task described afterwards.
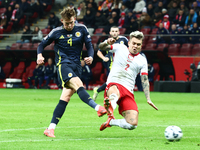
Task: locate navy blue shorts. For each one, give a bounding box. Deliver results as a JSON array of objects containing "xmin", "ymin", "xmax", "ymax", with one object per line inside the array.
[{"xmin": 57, "ymin": 63, "xmax": 82, "ymax": 87}]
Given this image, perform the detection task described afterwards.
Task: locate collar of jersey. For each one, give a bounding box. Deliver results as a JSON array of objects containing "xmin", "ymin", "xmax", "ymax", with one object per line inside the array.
[{"xmin": 130, "ymin": 52, "xmax": 139, "ymax": 57}]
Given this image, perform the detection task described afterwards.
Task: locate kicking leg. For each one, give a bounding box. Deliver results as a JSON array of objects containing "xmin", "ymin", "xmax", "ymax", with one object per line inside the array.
[{"xmin": 92, "ymin": 82, "xmax": 107, "ymax": 101}]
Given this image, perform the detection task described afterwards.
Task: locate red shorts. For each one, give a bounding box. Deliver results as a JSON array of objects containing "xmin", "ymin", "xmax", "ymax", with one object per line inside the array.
[{"xmin": 104, "ymin": 82, "xmax": 138, "ymax": 116}]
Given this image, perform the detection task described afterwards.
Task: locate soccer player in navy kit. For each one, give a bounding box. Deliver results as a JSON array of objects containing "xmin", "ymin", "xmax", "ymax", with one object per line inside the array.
[
  {"xmin": 93, "ymin": 26, "xmax": 128, "ymax": 101},
  {"xmin": 37, "ymin": 7, "xmax": 107, "ymax": 137}
]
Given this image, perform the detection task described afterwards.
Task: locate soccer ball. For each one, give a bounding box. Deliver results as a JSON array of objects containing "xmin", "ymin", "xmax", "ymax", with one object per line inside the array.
[{"xmin": 164, "ymin": 126, "xmax": 183, "ymax": 141}]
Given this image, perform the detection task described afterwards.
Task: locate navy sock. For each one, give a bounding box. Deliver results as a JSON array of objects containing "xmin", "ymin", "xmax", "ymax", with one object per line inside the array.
[
  {"xmin": 97, "ymin": 83, "xmax": 107, "ymax": 93},
  {"xmin": 51, "ymin": 100, "xmax": 68, "ymax": 124},
  {"xmin": 77, "ymin": 87, "xmax": 97, "ymax": 109}
]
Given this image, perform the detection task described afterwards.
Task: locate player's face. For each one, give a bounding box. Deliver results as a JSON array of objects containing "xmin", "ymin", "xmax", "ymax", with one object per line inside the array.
[
  {"xmin": 128, "ymin": 37, "xmax": 142, "ymax": 54},
  {"xmin": 61, "ymin": 17, "xmax": 75, "ymax": 31},
  {"xmin": 109, "ymin": 28, "xmax": 119, "ymax": 39}
]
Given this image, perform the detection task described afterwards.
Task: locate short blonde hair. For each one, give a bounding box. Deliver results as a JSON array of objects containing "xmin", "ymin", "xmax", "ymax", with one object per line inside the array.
[
  {"xmin": 60, "ymin": 7, "xmax": 76, "ymax": 20},
  {"xmin": 129, "ymin": 31, "xmax": 144, "ymax": 40}
]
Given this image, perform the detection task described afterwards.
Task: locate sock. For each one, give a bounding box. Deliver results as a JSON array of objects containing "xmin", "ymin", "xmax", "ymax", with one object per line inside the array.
[
  {"xmin": 97, "ymin": 83, "xmax": 107, "ymax": 93},
  {"xmin": 109, "ymin": 93, "xmax": 118, "ymax": 110},
  {"xmin": 110, "ymin": 118, "xmax": 137, "ymax": 130},
  {"xmin": 94, "ymin": 105, "xmax": 100, "ymax": 111},
  {"xmin": 48, "ymin": 123, "xmax": 56, "ymax": 130},
  {"xmin": 77, "ymin": 87, "xmax": 97, "ymax": 109},
  {"xmin": 50, "ymin": 100, "xmax": 68, "ymax": 125}
]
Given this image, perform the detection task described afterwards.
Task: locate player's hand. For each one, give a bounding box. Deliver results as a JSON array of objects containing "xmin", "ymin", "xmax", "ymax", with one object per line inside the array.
[
  {"xmin": 147, "ymin": 99, "xmax": 158, "ymax": 110},
  {"xmin": 84, "ymin": 56, "xmax": 93, "ymax": 65},
  {"xmin": 37, "ymin": 53, "xmax": 45, "ymax": 65},
  {"xmin": 107, "ymin": 38, "xmax": 116, "ymax": 45},
  {"xmin": 103, "ymin": 57, "xmax": 109, "ymax": 62}
]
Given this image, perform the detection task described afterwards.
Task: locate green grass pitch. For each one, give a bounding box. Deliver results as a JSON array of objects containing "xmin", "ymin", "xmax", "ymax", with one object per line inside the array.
[{"xmin": 0, "ymin": 88, "xmax": 200, "ymax": 150}]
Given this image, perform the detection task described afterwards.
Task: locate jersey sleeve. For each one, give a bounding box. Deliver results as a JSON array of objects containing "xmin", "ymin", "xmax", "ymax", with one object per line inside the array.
[
  {"xmin": 110, "ymin": 43, "xmax": 123, "ymax": 53},
  {"xmin": 140, "ymin": 57, "xmax": 148, "ymax": 76},
  {"xmin": 37, "ymin": 29, "xmax": 55, "ymax": 54},
  {"xmin": 83, "ymin": 26, "xmax": 94, "ymax": 58}
]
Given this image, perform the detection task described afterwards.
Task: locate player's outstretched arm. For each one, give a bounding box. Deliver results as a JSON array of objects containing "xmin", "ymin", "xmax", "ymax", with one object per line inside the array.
[
  {"xmin": 141, "ymin": 75, "xmax": 158, "ymax": 110},
  {"xmin": 97, "ymin": 50, "xmax": 109, "ymax": 62},
  {"xmin": 99, "ymin": 38, "xmax": 116, "ymax": 51}
]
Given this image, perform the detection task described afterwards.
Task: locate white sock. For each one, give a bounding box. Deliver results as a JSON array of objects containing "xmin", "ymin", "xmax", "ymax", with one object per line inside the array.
[
  {"xmin": 109, "ymin": 93, "xmax": 118, "ymax": 110},
  {"xmin": 48, "ymin": 123, "xmax": 56, "ymax": 130},
  {"xmin": 95, "ymin": 104, "xmax": 100, "ymax": 111},
  {"xmin": 110, "ymin": 118, "xmax": 137, "ymax": 130}
]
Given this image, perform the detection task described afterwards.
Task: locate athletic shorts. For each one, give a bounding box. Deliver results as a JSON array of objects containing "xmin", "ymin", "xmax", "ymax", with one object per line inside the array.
[
  {"xmin": 57, "ymin": 62, "xmax": 82, "ymax": 88},
  {"xmin": 104, "ymin": 82, "xmax": 138, "ymax": 116}
]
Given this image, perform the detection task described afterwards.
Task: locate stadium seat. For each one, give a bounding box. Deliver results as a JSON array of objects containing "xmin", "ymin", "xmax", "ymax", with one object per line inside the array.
[
  {"xmin": 153, "ymin": 63, "xmax": 160, "ymax": 81},
  {"xmin": 179, "ymin": 43, "xmax": 193, "ymax": 56},
  {"xmin": 20, "ymin": 43, "xmax": 32, "ymax": 50},
  {"xmin": 167, "ymin": 44, "xmax": 180, "ymax": 56},
  {"xmin": 94, "ymin": 28, "xmax": 104, "ymax": 34},
  {"xmin": 191, "ymin": 44, "xmax": 200, "ymax": 56},
  {"xmin": 96, "ymin": 73, "xmax": 107, "ymax": 84},
  {"xmin": 151, "ymin": 28, "xmax": 158, "ymax": 35},
  {"xmin": 22, "ymin": 61, "xmax": 36, "ymax": 82},
  {"xmin": 141, "ymin": 28, "xmax": 151, "ymax": 34},
  {"xmin": 91, "ymin": 35, "xmax": 100, "ymax": 44},
  {"xmin": 135, "ymin": 14, "xmax": 141, "ymax": 19},
  {"xmin": 3, "ymin": 22, "xmax": 13, "ymax": 33},
  {"xmin": 41, "ymin": 28, "xmax": 51, "ymax": 36},
  {"xmin": 143, "ymin": 43, "xmax": 157, "ymax": 50},
  {"xmin": 119, "ymin": 28, "xmax": 126, "ymax": 34},
  {"xmin": 82, "ymin": 44, "xmax": 87, "ymax": 51},
  {"xmin": 30, "ymin": 43, "xmax": 40, "ymax": 50},
  {"xmin": 143, "ymin": 36, "xmax": 149, "ymax": 44},
  {"xmin": 11, "ymin": 43, "xmax": 22, "ymax": 50},
  {"xmin": 9, "ymin": 62, "xmax": 25, "ymax": 79},
  {"xmin": 91, "ymin": 62, "xmax": 103, "ymax": 83},
  {"xmin": 2, "ymin": 62, "xmax": 12, "ymax": 78},
  {"xmin": 0, "ymin": 8, "xmax": 6, "ymax": 15},
  {"xmin": 18, "ymin": 15, "xmax": 26, "ymax": 27},
  {"xmin": 156, "ymin": 43, "xmax": 169, "ymax": 51},
  {"xmin": 44, "ymin": 5, "xmax": 52, "ymax": 12},
  {"xmin": 148, "ymin": 36, "xmax": 157, "ymax": 43},
  {"xmin": 30, "ymin": 12, "xmax": 38, "ymax": 19}
]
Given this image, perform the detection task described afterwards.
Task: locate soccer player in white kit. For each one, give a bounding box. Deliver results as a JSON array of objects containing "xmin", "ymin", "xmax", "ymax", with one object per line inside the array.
[{"xmin": 98, "ymin": 31, "xmax": 158, "ymax": 131}]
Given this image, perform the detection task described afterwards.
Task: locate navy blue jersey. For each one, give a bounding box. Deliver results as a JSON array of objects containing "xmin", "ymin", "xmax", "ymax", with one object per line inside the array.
[
  {"xmin": 37, "ymin": 24, "xmax": 94, "ymax": 66},
  {"xmin": 33, "ymin": 65, "xmax": 45, "ymax": 77},
  {"xmin": 45, "ymin": 64, "xmax": 56, "ymax": 76}
]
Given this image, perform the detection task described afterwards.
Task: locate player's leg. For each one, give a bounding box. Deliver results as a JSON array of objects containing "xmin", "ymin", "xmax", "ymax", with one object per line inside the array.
[
  {"xmin": 44, "ymin": 87, "xmax": 74, "ymax": 137},
  {"xmin": 93, "ymin": 83, "xmax": 107, "ymax": 100},
  {"xmin": 68, "ymin": 77, "xmax": 106, "ymax": 117},
  {"xmin": 100, "ymin": 110, "xmax": 138, "ymax": 131}
]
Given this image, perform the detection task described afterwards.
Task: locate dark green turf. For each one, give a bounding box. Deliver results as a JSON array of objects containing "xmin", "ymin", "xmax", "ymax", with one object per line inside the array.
[{"xmin": 0, "ymin": 89, "xmax": 200, "ymax": 150}]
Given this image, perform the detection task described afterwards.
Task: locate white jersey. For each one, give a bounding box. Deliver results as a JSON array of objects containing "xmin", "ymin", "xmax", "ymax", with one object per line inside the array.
[{"xmin": 106, "ymin": 44, "xmax": 148, "ymax": 93}]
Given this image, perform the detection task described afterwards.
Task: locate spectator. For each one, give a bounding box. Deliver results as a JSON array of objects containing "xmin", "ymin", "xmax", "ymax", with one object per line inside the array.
[
  {"xmin": 16, "ymin": 24, "xmax": 32, "ymax": 44},
  {"xmin": 180, "ymin": 25, "xmax": 191, "ymax": 44},
  {"xmin": 80, "ymin": 60, "xmax": 93, "ymax": 90},
  {"xmin": 168, "ymin": 1, "xmax": 178, "ymax": 21},
  {"xmin": 19, "ymin": 0, "xmax": 29, "ymax": 13},
  {"xmin": 191, "ymin": 1, "xmax": 200, "ymax": 13},
  {"xmin": 111, "ymin": 4, "xmax": 121, "ymax": 18},
  {"xmin": 167, "ymin": 0, "xmax": 180, "ymax": 9},
  {"xmin": 190, "ymin": 22, "xmax": 200, "ymax": 44},
  {"xmin": 133, "ymin": 0, "xmax": 146, "ymax": 14},
  {"xmin": 173, "ymin": 9, "xmax": 186, "ymax": 27},
  {"xmin": 179, "ymin": 0, "xmax": 189, "ymax": 8},
  {"xmin": 118, "ymin": 12, "xmax": 126, "ymax": 28},
  {"xmin": 185, "ymin": 9, "xmax": 197, "ymax": 27},
  {"xmin": 151, "ymin": 0, "xmax": 159, "ymax": 8},
  {"xmin": 0, "ymin": 65, "xmax": 5, "ymax": 80},
  {"xmin": 170, "ymin": 24, "xmax": 180, "ymax": 44},
  {"xmin": 124, "ymin": 9, "xmax": 135, "ymax": 27},
  {"xmin": 139, "ymin": 7, "xmax": 151, "ymax": 29},
  {"xmin": 151, "ymin": 9, "xmax": 162, "ymax": 28},
  {"xmin": 27, "ymin": 64, "xmax": 45, "ymax": 89},
  {"xmin": 83, "ymin": 9, "xmax": 95, "ymax": 28},
  {"xmin": 126, "ymin": 0, "xmax": 136, "ymax": 10},
  {"xmin": 154, "ymin": 1, "xmax": 163, "ymax": 13},
  {"xmin": 103, "ymin": 18, "xmax": 116, "ymax": 34},
  {"xmin": 125, "ymin": 16, "xmax": 138, "ymax": 34},
  {"xmin": 148, "ymin": 63, "xmax": 155, "ymax": 83},
  {"xmin": 10, "ymin": 0, "xmax": 17, "ymax": 11},
  {"xmin": 39, "ymin": 0, "xmax": 52, "ymax": 11},
  {"xmin": 46, "ymin": 12, "xmax": 60, "ymax": 30},
  {"xmin": 162, "ymin": 14, "xmax": 170, "ymax": 30},
  {"xmin": 42, "ymin": 58, "xmax": 56, "ymax": 89},
  {"xmin": 177, "ymin": 2, "xmax": 189, "ymax": 16},
  {"xmin": 197, "ymin": 0, "xmax": 200, "ymax": 7},
  {"xmin": 156, "ymin": 22, "xmax": 169, "ymax": 44},
  {"xmin": 89, "ymin": 0, "xmax": 98, "ymax": 10},
  {"xmin": 120, "ymin": 4, "xmax": 129, "ymax": 14},
  {"xmin": 147, "ymin": 2, "xmax": 154, "ymax": 17},
  {"xmin": 190, "ymin": 63, "xmax": 199, "ymax": 81},
  {"xmin": 87, "ymin": 2, "xmax": 96, "ymax": 15},
  {"xmin": 101, "ymin": 2, "xmax": 110, "ymax": 18},
  {"xmin": 11, "ymin": 3, "xmax": 23, "ymax": 32},
  {"xmin": 161, "ymin": 8, "xmax": 168, "ymax": 18},
  {"xmin": 31, "ymin": 26, "xmax": 43, "ymax": 43},
  {"xmin": 94, "ymin": 10, "xmax": 107, "ymax": 29},
  {"xmin": 0, "ymin": 14, "xmax": 8, "ymax": 31},
  {"xmin": 111, "ymin": 0, "xmax": 122, "ymax": 9},
  {"xmin": 77, "ymin": 2, "xmax": 87, "ymax": 22},
  {"xmin": 197, "ymin": 10, "xmax": 200, "ymax": 27},
  {"xmin": 4, "ymin": 6, "xmax": 13, "ymax": 25},
  {"xmin": 108, "ymin": 11, "xmax": 119, "ymax": 25},
  {"xmin": 98, "ymin": 0, "xmax": 113, "ymax": 12}
]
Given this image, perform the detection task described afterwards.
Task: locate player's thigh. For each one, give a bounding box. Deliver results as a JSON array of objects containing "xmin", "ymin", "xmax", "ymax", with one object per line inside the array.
[
  {"xmin": 106, "ymin": 85, "xmax": 120, "ymax": 98},
  {"xmin": 60, "ymin": 87, "xmax": 75, "ymax": 102},
  {"xmin": 122, "ymin": 110, "xmax": 138, "ymax": 126}
]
